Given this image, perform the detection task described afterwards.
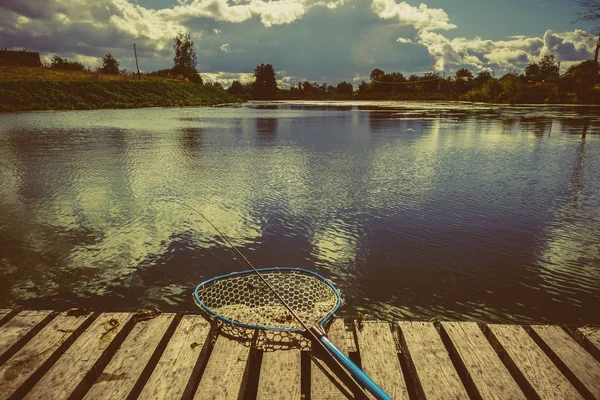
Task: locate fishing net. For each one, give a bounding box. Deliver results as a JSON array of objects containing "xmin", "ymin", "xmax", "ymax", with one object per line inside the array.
[{"xmin": 195, "ymin": 268, "xmax": 340, "ymax": 331}]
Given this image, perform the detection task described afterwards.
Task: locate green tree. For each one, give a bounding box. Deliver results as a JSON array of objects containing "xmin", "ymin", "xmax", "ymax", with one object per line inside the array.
[
  {"xmin": 456, "ymin": 68, "xmax": 473, "ymax": 81},
  {"xmin": 336, "ymin": 81, "xmax": 353, "ymax": 97},
  {"xmin": 100, "ymin": 53, "xmax": 119, "ymax": 75},
  {"xmin": 357, "ymin": 81, "xmax": 369, "ymax": 94},
  {"xmin": 252, "ymin": 63, "xmax": 277, "ymax": 99},
  {"xmin": 172, "ymin": 32, "xmax": 200, "ymax": 83},
  {"xmin": 525, "ymin": 62, "xmax": 541, "ymax": 81},
  {"xmin": 526, "ymin": 55, "xmax": 559, "ymax": 82},
  {"xmin": 50, "ymin": 55, "xmax": 85, "ymax": 71},
  {"xmin": 370, "ymin": 68, "xmax": 385, "ymax": 81},
  {"xmin": 474, "ymin": 70, "xmax": 494, "ymax": 86},
  {"xmin": 228, "ymin": 80, "xmax": 244, "ymax": 94}
]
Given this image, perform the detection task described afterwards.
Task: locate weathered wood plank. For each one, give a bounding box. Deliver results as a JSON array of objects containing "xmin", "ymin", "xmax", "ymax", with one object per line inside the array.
[
  {"xmin": 576, "ymin": 326, "xmax": 600, "ymax": 361},
  {"xmin": 311, "ymin": 319, "xmax": 353, "ymax": 399},
  {"xmin": 194, "ymin": 334, "xmax": 251, "ymax": 400},
  {"xmin": 0, "ymin": 310, "xmax": 53, "ymax": 364},
  {"xmin": 139, "ymin": 315, "xmax": 212, "ymax": 399},
  {"xmin": 354, "ymin": 321, "xmax": 408, "ymax": 400},
  {"xmin": 0, "ymin": 309, "xmax": 13, "ymax": 326},
  {"xmin": 83, "ymin": 313, "xmax": 176, "ymax": 400},
  {"xmin": 24, "ymin": 312, "xmax": 133, "ymax": 400},
  {"xmin": 440, "ymin": 321, "xmax": 525, "ymax": 400},
  {"xmin": 257, "ymin": 348, "xmax": 301, "ymax": 399},
  {"xmin": 0, "ymin": 312, "xmax": 92, "ymax": 399},
  {"xmin": 530, "ymin": 325, "xmax": 600, "ymax": 399},
  {"xmin": 486, "ymin": 324, "xmax": 581, "ymax": 399},
  {"xmin": 398, "ymin": 321, "xmax": 469, "ymax": 400}
]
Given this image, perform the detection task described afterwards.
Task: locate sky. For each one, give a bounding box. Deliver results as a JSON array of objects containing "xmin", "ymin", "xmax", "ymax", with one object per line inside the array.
[{"xmin": 0, "ymin": 0, "xmax": 597, "ymax": 87}]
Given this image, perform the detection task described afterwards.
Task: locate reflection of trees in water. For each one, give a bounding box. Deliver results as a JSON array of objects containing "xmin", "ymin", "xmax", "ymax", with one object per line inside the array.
[
  {"xmin": 521, "ymin": 118, "xmax": 553, "ymax": 137},
  {"xmin": 286, "ymin": 104, "xmax": 354, "ymax": 112},
  {"xmin": 367, "ymin": 111, "xmax": 428, "ymax": 133},
  {"xmin": 179, "ymin": 127, "xmax": 203, "ymax": 157},
  {"xmin": 560, "ymin": 118, "xmax": 593, "ymax": 138},
  {"xmin": 255, "ymin": 117, "xmax": 278, "ymax": 138}
]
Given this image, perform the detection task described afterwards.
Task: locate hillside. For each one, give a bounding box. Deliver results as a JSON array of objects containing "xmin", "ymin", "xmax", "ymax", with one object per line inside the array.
[{"xmin": 0, "ymin": 67, "xmax": 244, "ymax": 112}]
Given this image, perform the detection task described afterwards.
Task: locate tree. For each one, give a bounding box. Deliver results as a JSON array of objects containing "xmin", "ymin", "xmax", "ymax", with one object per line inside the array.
[
  {"xmin": 172, "ymin": 32, "xmax": 200, "ymax": 83},
  {"xmin": 575, "ymin": 0, "xmax": 600, "ymax": 61},
  {"xmin": 538, "ymin": 55, "xmax": 560, "ymax": 81},
  {"xmin": 526, "ymin": 55, "xmax": 559, "ymax": 82},
  {"xmin": 456, "ymin": 68, "xmax": 473, "ymax": 81},
  {"xmin": 49, "ymin": 55, "xmax": 85, "ymax": 71},
  {"xmin": 370, "ymin": 68, "xmax": 385, "ymax": 81},
  {"xmin": 474, "ymin": 70, "xmax": 494, "ymax": 86},
  {"xmin": 100, "ymin": 53, "xmax": 119, "ymax": 75},
  {"xmin": 252, "ymin": 63, "xmax": 277, "ymax": 99},
  {"xmin": 357, "ymin": 81, "xmax": 369, "ymax": 94},
  {"xmin": 336, "ymin": 81, "xmax": 353, "ymax": 97},
  {"xmin": 525, "ymin": 62, "xmax": 541, "ymax": 81},
  {"xmin": 228, "ymin": 80, "xmax": 244, "ymax": 94}
]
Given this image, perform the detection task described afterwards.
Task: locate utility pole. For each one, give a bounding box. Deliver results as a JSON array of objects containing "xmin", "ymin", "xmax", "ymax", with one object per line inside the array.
[{"xmin": 133, "ymin": 43, "xmax": 141, "ymax": 81}]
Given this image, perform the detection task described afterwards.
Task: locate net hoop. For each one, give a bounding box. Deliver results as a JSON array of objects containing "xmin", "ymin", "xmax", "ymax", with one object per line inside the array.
[{"xmin": 193, "ymin": 267, "xmax": 342, "ymax": 333}]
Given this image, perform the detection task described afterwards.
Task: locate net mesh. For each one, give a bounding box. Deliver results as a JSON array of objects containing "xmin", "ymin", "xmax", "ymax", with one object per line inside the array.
[{"xmin": 195, "ymin": 269, "xmax": 340, "ymax": 331}]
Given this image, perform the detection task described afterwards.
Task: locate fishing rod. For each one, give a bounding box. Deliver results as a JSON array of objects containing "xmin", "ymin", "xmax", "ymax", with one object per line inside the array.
[{"xmin": 179, "ymin": 201, "xmax": 383, "ymax": 400}]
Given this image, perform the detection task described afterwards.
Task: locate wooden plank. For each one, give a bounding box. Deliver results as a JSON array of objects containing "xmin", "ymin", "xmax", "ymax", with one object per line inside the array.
[
  {"xmin": 311, "ymin": 319, "xmax": 353, "ymax": 399},
  {"xmin": 487, "ymin": 324, "xmax": 581, "ymax": 399},
  {"xmin": 398, "ymin": 321, "xmax": 468, "ymax": 400},
  {"xmin": 577, "ymin": 326, "xmax": 600, "ymax": 360},
  {"xmin": 194, "ymin": 334, "xmax": 251, "ymax": 400},
  {"xmin": 0, "ymin": 309, "xmax": 13, "ymax": 326},
  {"xmin": 354, "ymin": 321, "xmax": 408, "ymax": 400},
  {"xmin": 257, "ymin": 348, "xmax": 301, "ymax": 399},
  {"xmin": 0, "ymin": 312, "xmax": 92, "ymax": 399},
  {"xmin": 24, "ymin": 312, "xmax": 134, "ymax": 400},
  {"xmin": 0, "ymin": 310, "xmax": 53, "ymax": 363},
  {"xmin": 530, "ymin": 325, "xmax": 600, "ymax": 399},
  {"xmin": 139, "ymin": 315, "xmax": 211, "ymax": 399},
  {"xmin": 440, "ymin": 322, "xmax": 525, "ymax": 400},
  {"xmin": 83, "ymin": 313, "xmax": 176, "ymax": 400}
]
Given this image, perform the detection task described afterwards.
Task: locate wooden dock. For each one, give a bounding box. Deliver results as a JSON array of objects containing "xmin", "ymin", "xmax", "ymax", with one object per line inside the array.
[{"xmin": 0, "ymin": 309, "xmax": 599, "ymax": 399}]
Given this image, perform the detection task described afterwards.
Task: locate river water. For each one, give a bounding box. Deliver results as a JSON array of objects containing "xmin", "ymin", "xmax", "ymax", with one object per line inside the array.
[{"xmin": 0, "ymin": 101, "xmax": 599, "ymax": 324}]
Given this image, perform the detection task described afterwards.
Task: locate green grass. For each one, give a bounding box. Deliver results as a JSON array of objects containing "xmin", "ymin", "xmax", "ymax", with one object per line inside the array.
[{"xmin": 0, "ymin": 67, "xmax": 244, "ymax": 112}]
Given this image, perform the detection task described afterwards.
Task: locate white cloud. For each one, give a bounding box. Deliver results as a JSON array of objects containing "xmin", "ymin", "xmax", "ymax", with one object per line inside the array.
[
  {"xmin": 542, "ymin": 29, "xmax": 595, "ymax": 61},
  {"xmin": 371, "ymin": 0, "xmax": 456, "ymax": 32},
  {"xmin": 417, "ymin": 29, "xmax": 593, "ymax": 73},
  {"xmin": 220, "ymin": 43, "xmax": 231, "ymax": 53},
  {"xmin": 201, "ymin": 71, "xmax": 254, "ymax": 86},
  {"xmin": 396, "ymin": 37, "xmax": 413, "ymax": 44}
]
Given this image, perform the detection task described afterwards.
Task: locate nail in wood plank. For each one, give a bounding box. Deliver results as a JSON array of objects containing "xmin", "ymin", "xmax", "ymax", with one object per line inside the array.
[
  {"xmin": 24, "ymin": 312, "xmax": 133, "ymax": 400},
  {"xmin": 530, "ymin": 325, "xmax": 600, "ymax": 399},
  {"xmin": 399, "ymin": 321, "xmax": 469, "ymax": 400},
  {"xmin": 139, "ymin": 315, "xmax": 211, "ymax": 399},
  {"xmin": 311, "ymin": 319, "xmax": 353, "ymax": 399},
  {"xmin": 0, "ymin": 310, "xmax": 53, "ymax": 363},
  {"xmin": 0, "ymin": 312, "xmax": 92, "ymax": 399},
  {"xmin": 194, "ymin": 334, "xmax": 251, "ymax": 400},
  {"xmin": 83, "ymin": 313, "xmax": 176, "ymax": 400},
  {"xmin": 487, "ymin": 324, "xmax": 581, "ymax": 399},
  {"xmin": 257, "ymin": 348, "xmax": 301, "ymax": 399},
  {"xmin": 441, "ymin": 322, "xmax": 525, "ymax": 400},
  {"xmin": 577, "ymin": 326, "xmax": 600, "ymax": 361},
  {"xmin": 354, "ymin": 321, "xmax": 408, "ymax": 400}
]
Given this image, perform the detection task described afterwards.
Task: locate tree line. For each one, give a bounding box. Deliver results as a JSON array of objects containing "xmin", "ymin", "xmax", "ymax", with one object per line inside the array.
[{"xmin": 43, "ymin": 33, "xmax": 202, "ymax": 83}]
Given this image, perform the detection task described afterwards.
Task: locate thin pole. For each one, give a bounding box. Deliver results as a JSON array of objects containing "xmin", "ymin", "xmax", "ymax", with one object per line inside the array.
[{"xmin": 133, "ymin": 43, "xmax": 141, "ymax": 81}]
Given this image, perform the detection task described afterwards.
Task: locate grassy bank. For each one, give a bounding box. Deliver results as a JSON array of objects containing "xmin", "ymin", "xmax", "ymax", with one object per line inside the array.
[{"xmin": 0, "ymin": 67, "xmax": 244, "ymax": 112}]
